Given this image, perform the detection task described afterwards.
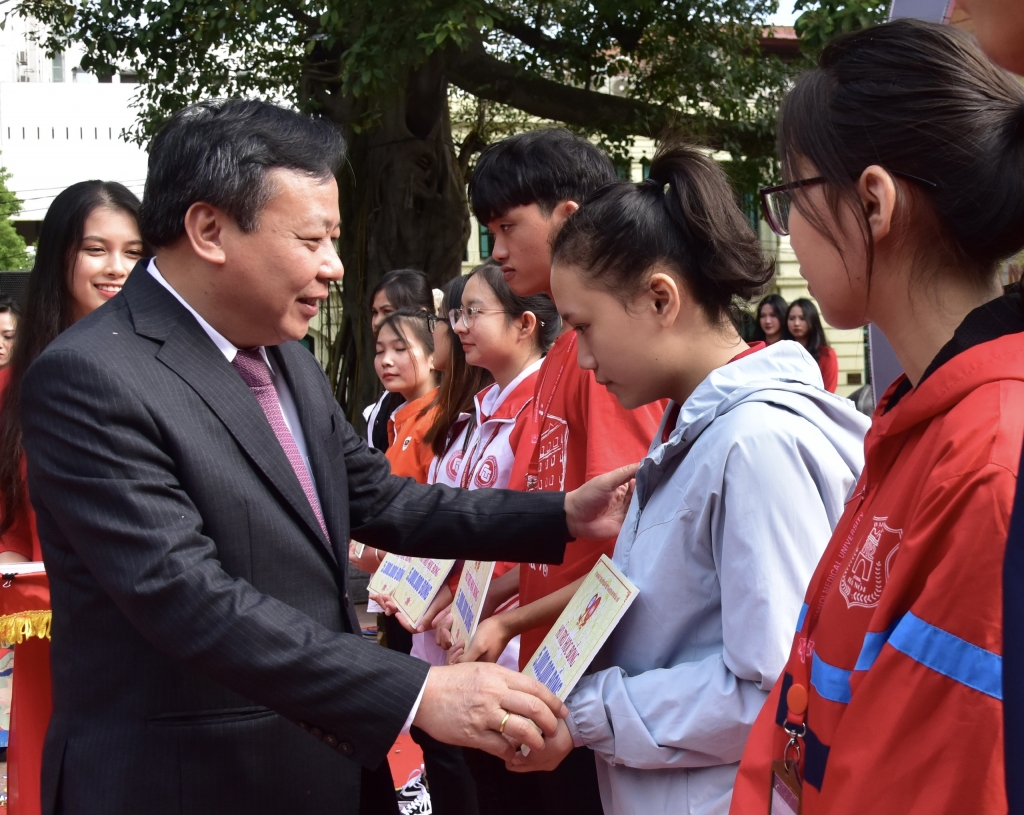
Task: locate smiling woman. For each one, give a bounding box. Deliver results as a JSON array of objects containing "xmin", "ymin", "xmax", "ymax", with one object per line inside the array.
[
  {"xmin": 70, "ymin": 206, "xmax": 146, "ymax": 322},
  {"xmin": 0, "ymin": 180, "xmax": 147, "ymax": 560}
]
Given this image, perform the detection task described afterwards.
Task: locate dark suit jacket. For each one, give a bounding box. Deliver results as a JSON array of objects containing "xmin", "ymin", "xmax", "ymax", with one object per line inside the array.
[{"xmin": 20, "ymin": 265, "xmax": 570, "ymax": 815}]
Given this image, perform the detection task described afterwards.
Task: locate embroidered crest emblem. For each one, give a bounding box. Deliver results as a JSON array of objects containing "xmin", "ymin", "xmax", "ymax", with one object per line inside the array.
[
  {"xmin": 474, "ymin": 455, "xmax": 499, "ymax": 489},
  {"xmin": 839, "ymin": 516, "xmax": 902, "ymax": 609},
  {"xmin": 402, "ymin": 436, "xmax": 412, "ymax": 451},
  {"xmin": 445, "ymin": 450, "xmax": 463, "ymax": 481}
]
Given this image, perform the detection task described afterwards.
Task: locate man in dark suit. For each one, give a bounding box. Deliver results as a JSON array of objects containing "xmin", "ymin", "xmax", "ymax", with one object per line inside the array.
[{"xmin": 19, "ymin": 100, "xmax": 636, "ymax": 815}]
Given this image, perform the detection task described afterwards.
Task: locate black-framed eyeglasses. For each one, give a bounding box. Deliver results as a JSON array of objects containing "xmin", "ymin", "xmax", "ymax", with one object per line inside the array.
[
  {"xmin": 426, "ymin": 314, "xmax": 440, "ymax": 333},
  {"xmin": 448, "ymin": 307, "xmax": 511, "ymax": 329},
  {"xmin": 759, "ymin": 171, "xmax": 938, "ymax": 237}
]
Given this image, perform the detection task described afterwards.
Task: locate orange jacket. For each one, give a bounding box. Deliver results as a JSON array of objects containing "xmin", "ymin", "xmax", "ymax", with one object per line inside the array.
[
  {"xmin": 385, "ymin": 388, "xmax": 439, "ymax": 483},
  {"xmin": 732, "ymin": 307, "xmax": 1023, "ymax": 814}
]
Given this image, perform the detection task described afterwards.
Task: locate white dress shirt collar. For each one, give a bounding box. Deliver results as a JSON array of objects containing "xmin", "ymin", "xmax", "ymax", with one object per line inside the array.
[{"xmin": 146, "ymin": 258, "xmax": 274, "ymax": 372}]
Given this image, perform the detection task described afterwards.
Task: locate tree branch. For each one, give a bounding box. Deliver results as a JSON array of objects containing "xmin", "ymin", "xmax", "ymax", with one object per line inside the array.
[
  {"xmin": 445, "ymin": 36, "xmax": 773, "ymax": 156},
  {"xmin": 481, "ymin": 3, "xmax": 575, "ymax": 60},
  {"xmin": 445, "ymin": 32, "xmax": 778, "ymax": 158}
]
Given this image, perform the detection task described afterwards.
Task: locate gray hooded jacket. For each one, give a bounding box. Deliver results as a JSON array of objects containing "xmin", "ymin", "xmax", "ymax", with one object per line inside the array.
[{"xmin": 565, "ymin": 341, "xmax": 870, "ymax": 815}]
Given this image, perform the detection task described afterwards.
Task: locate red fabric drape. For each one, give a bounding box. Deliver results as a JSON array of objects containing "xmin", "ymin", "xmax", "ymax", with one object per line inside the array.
[{"xmin": 0, "ymin": 571, "xmax": 52, "ymax": 815}]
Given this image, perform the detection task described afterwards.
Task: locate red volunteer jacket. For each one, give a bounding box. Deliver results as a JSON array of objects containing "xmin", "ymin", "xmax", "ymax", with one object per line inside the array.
[{"xmin": 733, "ymin": 295, "xmax": 1024, "ymax": 814}]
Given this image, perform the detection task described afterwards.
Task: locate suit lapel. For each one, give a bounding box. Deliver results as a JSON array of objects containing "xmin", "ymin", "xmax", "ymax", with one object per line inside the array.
[
  {"xmin": 123, "ymin": 268, "xmax": 336, "ymax": 566},
  {"xmin": 270, "ymin": 344, "xmax": 348, "ymax": 566}
]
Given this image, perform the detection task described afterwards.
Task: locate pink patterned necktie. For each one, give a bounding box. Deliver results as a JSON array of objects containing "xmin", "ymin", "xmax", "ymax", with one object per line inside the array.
[{"xmin": 232, "ymin": 348, "xmax": 331, "ymax": 546}]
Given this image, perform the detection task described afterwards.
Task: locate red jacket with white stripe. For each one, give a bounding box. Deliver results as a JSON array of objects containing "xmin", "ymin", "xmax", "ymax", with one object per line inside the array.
[{"xmin": 732, "ymin": 294, "xmax": 1024, "ymax": 814}]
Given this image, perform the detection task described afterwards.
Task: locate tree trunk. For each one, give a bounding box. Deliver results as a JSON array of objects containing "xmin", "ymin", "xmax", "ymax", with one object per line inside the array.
[{"xmin": 323, "ymin": 53, "xmax": 470, "ymax": 428}]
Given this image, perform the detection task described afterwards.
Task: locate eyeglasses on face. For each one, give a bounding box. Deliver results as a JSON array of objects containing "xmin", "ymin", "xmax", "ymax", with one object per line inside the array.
[
  {"xmin": 448, "ymin": 307, "xmax": 511, "ymax": 329},
  {"xmin": 759, "ymin": 171, "xmax": 937, "ymax": 237},
  {"xmin": 426, "ymin": 314, "xmax": 439, "ymax": 333}
]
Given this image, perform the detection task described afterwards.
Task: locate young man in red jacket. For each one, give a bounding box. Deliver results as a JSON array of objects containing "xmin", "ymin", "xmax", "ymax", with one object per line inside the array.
[{"xmin": 453, "ymin": 130, "xmax": 664, "ymax": 814}]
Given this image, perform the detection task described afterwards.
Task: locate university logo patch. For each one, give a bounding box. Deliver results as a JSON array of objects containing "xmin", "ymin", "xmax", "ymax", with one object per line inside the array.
[
  {"xmin": 445, "ymin": 450, "xmax": 463, "ymax": 481},
  {"xmin": 474, "ymin": 455, "xmax": 499, "ymax": 489},
  {"xmin": 839, "ymin": 516, "xmax": 902, "ymax": 609}
]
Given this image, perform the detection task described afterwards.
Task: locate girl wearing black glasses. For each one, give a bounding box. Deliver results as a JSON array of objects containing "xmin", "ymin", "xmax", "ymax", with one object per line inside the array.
[{"xmin": 734, "ymin": 19, "xmax": 1024, "ymax": 814}]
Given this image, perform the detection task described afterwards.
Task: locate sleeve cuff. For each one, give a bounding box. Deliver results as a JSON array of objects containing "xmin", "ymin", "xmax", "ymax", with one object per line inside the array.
[
  {"xmin": 401, "ymin": 675, "xmax": 429, "ymax": 734},
  {"xmin": 565, "ymin": 703, "xmax": 586, "ymax": 748}
]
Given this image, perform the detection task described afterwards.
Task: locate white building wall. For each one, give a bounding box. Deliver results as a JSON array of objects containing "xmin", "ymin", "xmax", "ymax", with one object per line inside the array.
[
  {"xmin": 0, "ymin": 83, "xmax": 149, "ymax": 220},
  {"xmin": 0, "ymin": 16, "xmax": 148, "ymax": 222}
]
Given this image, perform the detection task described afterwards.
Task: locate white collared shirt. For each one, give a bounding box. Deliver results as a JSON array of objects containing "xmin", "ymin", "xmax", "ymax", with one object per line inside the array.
[{"xmin": 146, "ymin": 258, "xmax": 319, "ymax": 503}]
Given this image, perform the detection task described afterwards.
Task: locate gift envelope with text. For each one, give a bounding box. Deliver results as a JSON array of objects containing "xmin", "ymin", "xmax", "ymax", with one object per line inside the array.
[
  {"xmin": 367, "ymin": 554, "xmax": 413, "ymax": 598},
  {"xmin": 522, "ymin": 554, "xmax": 638, "ymax": 700},
  {"xmin": 449, "ymin": 560, "xmax": 495, "ymax": 651},
  {"xmin": 394, "ymin": 558, "xmax": 456, "ymax": 628}
]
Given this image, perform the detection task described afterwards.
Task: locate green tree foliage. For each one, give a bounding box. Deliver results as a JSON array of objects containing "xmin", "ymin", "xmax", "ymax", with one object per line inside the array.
[
  {"xmin": 0, "ymin": 159, "xmax": 31, "ymax": 271},
  {"xmin": 18, "ymin": 0, "xmax": 792, "ymax": 415},
  {"xmin": 793, "ymin": 0, "xmax": 888, "ymax": 55},
  {"xmin": 20, "ymin": 0, "xmax": 789, "ymax": 157}
]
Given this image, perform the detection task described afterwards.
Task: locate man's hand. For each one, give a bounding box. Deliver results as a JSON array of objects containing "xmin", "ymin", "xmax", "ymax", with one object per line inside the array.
[
  {"xmin": 450, "ymin": 614, "xmax": 511, "ymax": 665},
  {"xmin": 564, "ymin": 463, "xmax": 639, "ymax": 541},
  {"xmin": 412, "ymin": 663, "xmax": 567, "ymax": 761},
  {"xmin": 348, "ymin": 541, "xmax": 383, "ymax": 574},
  {"xmin": 506, "ymin": 718, "xmax": 574, "ymax": 772}
]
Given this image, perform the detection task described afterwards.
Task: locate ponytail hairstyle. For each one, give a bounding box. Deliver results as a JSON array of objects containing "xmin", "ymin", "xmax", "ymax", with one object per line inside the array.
[
  {"xmin": 753, "ymin": 293, "xmax": 788, "ymax": 342},
  {"xmin": 0, "ymin": 180, "xmax": 144, "ymax": 538},
  {"xmin": 425, "ymin": 272, "xmax": 493, "ymax": 457},
  {"xmin": 472, "ymin": 261, "xmax": 561, "ymax": 353},
  {"xmin": 552, "ymin": 140, "xmax": 773, "ymax": 326},
  {"xmin": 784, "ymin": 298, "xmax": 830, "ymax": 361},
  {"xmin": 779, "ymin": 18, "xmax": 1024, "ymax": 283}
]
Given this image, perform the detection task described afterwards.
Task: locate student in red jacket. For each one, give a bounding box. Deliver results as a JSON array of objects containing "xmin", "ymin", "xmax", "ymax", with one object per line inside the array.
[
  {"xmin": 732, "ymin": 20, "xmax": 1024, "ymax": 814},
  {"xmin": 462, "ymin": 129, "xmax": 665, "ymax": 814}
]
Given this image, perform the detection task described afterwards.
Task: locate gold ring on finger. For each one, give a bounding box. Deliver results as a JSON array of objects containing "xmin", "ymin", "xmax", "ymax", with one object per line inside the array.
[{"xmin": 498, "ymin": 710, "xmax": 511, "ymax": 735}]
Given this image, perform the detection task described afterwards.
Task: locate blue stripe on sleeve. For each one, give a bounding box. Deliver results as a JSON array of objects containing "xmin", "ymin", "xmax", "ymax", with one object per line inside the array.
[
  {"xmin": 855, "ymin": 615, "xmax": 903, "ymax": 672},
  {"xmin": 810, "ymin": 652, "xmax": 852, "ymax": 704},
  {"xmin": 888, "ymin": 611, "xmax": 1002, "ymax": 701},
  {"xmin": 796, "ymin": 602, "xmax": 809, "ymax": 633}
]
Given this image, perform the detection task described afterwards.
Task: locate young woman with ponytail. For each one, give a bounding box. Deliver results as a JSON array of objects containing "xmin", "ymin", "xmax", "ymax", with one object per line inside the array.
[
  {"xmin": 732, "ymin": 19, "xmax": 1024, "ymax": 814},
  {"xmin": 508, "ymin": 142, "xmax": 868, "ymax": 814}
]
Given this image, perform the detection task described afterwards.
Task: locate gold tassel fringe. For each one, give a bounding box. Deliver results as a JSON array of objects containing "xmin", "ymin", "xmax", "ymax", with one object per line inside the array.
[{"xmin": 0, "ymin": 610, "xmax": 51, "ymax": 646}]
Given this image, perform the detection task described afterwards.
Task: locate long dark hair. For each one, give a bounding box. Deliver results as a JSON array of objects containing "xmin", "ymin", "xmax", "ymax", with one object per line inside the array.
[
  {"xmin": 753, "ymin": 293, "xmax": 788, "ymax": 342},
  {"xmin": 425, "ymin": 272, "xmax": 493, "ymax": 458},
  {"xmin": 552, "ymin": 140, "xmax": 773, "ymax": 325},
  {"xmin": 784, "ymin": 298, "xmax": 830, "ymax": 361},
  {"xmin": 779, "ymin": 19, "xmax": 1024, "ymax": 284},
  {"xmin": 0, "ymin": 181, "xmax": 144, "ymax": 537}
]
